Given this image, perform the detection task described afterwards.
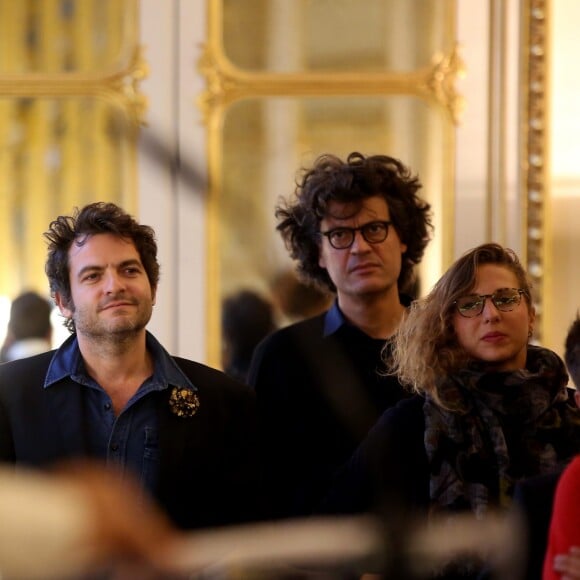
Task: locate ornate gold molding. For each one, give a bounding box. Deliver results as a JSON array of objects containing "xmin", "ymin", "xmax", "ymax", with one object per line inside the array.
[
  {"xmin": 521, "ymin": 0, "xmax": 549, "ymax": 342},
  {"xmin": 0, "ymin": 46, "xmax": 148, "ymax": 126},
  {"xmin": 197, "ymin": 0, "xmax": 463, "ymax": 124},
  {"xmin": 427, "ymin": 47, "xmax": 466, "ymax": 126},
  {"xmin": 197, "ymin": 43, "xmax": 465, "ymax": 126},
  {"xmin": 0, "ymin": 0, "xmax": 147, "ymax": 127}
]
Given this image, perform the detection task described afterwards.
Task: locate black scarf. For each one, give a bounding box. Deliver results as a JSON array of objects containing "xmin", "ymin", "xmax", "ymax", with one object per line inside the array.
[{"xmin": 424, "ymin": 345, "xmax": 580, "ymax": 518}]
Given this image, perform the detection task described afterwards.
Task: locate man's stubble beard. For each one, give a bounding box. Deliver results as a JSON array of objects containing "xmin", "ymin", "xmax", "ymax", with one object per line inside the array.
[{"xmin": 71, "ymin": 303, "xmax": 153, "ymax": 344}]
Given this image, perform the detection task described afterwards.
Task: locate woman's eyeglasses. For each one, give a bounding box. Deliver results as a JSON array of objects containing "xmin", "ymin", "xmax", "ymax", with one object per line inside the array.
[{"xmin": 454, "ymin": 288, "xmax": 527, "ymax": 318}]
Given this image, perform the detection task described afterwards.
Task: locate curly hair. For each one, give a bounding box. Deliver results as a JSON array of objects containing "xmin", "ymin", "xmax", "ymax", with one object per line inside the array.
[
  {"xmin": 44, "ymin": 202, "xmax": 159, "ymax": 333},
  {"xmin": 388, "ymin": 243, "xmax": 533, "ymax": 401},
  {"xmin": 275, "ymin": 152, "xmax": 433, "ymax": 294}
]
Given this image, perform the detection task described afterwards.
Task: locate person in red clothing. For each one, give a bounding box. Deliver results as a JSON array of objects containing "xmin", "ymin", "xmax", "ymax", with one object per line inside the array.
[
  {"xmin": 543, "ymin": 457, "xmax": 580, "ymax": 579},
  {"xmin": 543, "ymin": 314, "xmax": 580, "ymax": 580}
]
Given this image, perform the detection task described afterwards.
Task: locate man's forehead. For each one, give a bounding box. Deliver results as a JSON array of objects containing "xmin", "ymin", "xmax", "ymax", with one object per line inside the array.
[
  {"xmin": 323, "ymin": 196, "xmax": 390, "ymax": 221},
  {"xmin": 68, "ymin": 233, "xmax": 139, "ymax": 263}
]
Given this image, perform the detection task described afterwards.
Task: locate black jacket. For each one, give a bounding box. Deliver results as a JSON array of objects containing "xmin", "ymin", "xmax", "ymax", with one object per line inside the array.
[
  {"xmin": 248, "ymin": 310, "xmax": 411, "ymax": 518},
  {"xmin": 0, "ymin": 350, "xmax": 264, "ymax": 529}
]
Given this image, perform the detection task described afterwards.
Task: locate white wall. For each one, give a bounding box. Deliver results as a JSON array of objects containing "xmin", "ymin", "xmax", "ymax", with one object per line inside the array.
[{"xmin": 139, "ymin": 0, "xmax": 208, "ymax": 361}]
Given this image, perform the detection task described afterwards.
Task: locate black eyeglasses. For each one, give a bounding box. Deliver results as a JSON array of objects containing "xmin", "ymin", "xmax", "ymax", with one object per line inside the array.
[
  {"xmin": 454, "ymin": 288, "xmax": 527, "ymax": 318},
  {"xmin": 319, "ymin": 220, "xmax": 392, "ymax": 250}
]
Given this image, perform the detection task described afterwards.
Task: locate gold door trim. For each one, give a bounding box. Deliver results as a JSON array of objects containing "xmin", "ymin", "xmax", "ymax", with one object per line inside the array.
[{"xmin": 521, "ymin": 0, "xmax": 549, "ymax": 343}]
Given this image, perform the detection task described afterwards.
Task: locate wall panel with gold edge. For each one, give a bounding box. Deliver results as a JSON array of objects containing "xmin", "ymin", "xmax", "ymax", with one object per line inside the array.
[{"xmin": 0, "ymin": 0, "xmax": 145, "ymax": 301}]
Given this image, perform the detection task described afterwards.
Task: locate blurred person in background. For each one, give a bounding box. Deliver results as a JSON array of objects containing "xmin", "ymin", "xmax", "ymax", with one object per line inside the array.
[
  {"xmin": 221, "ymin": 289, "xmax": 277, "ymax": 383},
  {"xmin": 0, "ymin": 459, "xmax": 184, "ymax": 579},
  {"xmin": 0, "ymin": 290, "xmax": 53, "ymax": 363},
  {"xmin": 269, "ymin": 268, "xmax": 332, "ymax": 325}
]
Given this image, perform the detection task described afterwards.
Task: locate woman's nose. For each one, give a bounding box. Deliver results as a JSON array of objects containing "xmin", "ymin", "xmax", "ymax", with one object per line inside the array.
[{"xmin": 482, "ymin": 297, "xmax": 500, "ymax": 320}]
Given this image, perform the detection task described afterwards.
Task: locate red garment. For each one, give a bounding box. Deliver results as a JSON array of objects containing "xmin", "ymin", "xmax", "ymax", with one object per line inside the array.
[{"xmin": 543, "ymin": 455, "xmax": 580, "ymax": 579}]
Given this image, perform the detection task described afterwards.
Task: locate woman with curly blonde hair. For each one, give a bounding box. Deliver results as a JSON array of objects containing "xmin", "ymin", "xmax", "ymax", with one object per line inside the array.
[
  {"xmin": 323, "ymin": 243, "xmax": 580, "ymax": 577},
  {"xmin": 390, "ymin": 243, "xmax": 534, "ymax": 405}
]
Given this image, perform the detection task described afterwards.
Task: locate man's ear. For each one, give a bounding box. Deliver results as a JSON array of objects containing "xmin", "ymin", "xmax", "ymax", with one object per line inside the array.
[
  {"xmin": 54, "ymin": 292, "xmax": 73, "ymax": 319},
  {"xmin": 574, "ymin": 390, "xmax": 580, "ymax": 410}
]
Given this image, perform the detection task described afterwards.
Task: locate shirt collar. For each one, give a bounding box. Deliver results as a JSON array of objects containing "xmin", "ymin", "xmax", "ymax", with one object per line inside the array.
[
  {"xmin": 322, "ymin": 294, "xmax": 413, "ymax": 338},
  {"xmin": 44, "ymin": 331, "xmax": 196, "ymax": 392},
  {"xmin": 323, "ymin": 300, "xmax": 347, "ymax": 337}
]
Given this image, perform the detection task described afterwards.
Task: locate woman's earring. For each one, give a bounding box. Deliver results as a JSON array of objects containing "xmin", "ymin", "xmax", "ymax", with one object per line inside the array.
[{"xmin": 528, "ymin": 328, "xmax": 534, "ymax": 339}]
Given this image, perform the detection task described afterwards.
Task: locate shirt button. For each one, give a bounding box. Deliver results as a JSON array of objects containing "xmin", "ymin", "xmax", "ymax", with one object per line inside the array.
[
  {"xmin": 104, "ymin": 402, "xmax": 112, "ymax": 411},
  {"xmin": 110, "ymin": 443, "xmax": 119, "ymax": 451}
]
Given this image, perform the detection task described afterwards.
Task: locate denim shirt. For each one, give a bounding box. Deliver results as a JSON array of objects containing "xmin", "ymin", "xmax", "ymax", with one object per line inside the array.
[
  {"xmin": 323, "ymin": 295, "xmax": 413, "ymax": 337},
  {"xmin": 44, "ymin": 331, "xmax": 196, "ymax": 494}
]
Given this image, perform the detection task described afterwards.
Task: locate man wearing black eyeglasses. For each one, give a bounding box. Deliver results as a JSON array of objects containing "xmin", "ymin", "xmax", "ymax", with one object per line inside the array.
[{"xmin": 248, "ymin": 151, "xmax": 433, "ymax": 519}]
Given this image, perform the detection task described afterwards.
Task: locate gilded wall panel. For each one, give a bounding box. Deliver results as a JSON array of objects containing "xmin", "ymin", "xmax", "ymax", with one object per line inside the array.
[{"xmin": 0, "ymin": 0, "xmax": 143, "ymax": 303}]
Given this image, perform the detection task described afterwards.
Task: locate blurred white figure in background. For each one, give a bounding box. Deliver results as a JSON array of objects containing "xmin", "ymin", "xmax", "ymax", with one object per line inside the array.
[{"xmin": 0, "ymin": 461, "xmax": 181, "ymax": 580}]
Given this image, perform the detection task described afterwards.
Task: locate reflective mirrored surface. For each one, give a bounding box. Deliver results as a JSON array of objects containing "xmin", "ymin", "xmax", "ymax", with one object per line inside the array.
[
  {"xmin": 0, "ymin": 0, "xmax": 136, "ymax": 74},
  {"xmin": 219, "ymin": 94, "xmax": 453, "ymax": 309},
  {"xmin": 0, "ymin": 96, "xmax": 136, "ymax": 299},
  {"xmin": 222, "ymin": 0, "xmax": 455, "ymax": 73}
]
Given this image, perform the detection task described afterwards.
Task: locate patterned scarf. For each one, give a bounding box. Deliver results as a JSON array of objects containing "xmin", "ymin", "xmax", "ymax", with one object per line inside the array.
[{"xmin": 424, "ymin": 345, "xmax": 580, "ymax": 519}]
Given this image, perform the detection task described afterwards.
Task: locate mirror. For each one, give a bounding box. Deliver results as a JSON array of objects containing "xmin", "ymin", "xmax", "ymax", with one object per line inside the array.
[
  {"xmin": 219, "ymin": 95, "xmax": 453, "ymax": 300},
  {"xmin": 0, "ymin": 0, "xmax": 142, "ymax": 346},
  {"xmin": 202, "ymin": 0, "xmax": 458, "ymax": 367},
  {"xmin": 222, "ymin": 0, "xmax": 455, "ymax": 73}
]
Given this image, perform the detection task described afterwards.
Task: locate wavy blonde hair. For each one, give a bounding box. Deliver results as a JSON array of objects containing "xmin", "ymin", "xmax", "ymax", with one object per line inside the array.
[{"xmin": 387, "ymin": 243, "xmax": 533, "ymax": 401}]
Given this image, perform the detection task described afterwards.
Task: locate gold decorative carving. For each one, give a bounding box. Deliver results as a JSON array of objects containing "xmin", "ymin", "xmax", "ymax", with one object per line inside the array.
[
  {"xmin": 425, "ymin": 47, "xmax": 466, "ymax": 126},
  {"xmin": 0, "ymin": 46, "xmax": 148, "ymax": 126},
  {"xmin": 0, "ymin": 0, "xmax": 144, "ymax": 298},
  {"xmin": 197, "ymin": 43, "xmax": 465, "ymax": 126},
  {"xmin": 521, "ymin": 0, "xmax": 548, "ymax": 342}
]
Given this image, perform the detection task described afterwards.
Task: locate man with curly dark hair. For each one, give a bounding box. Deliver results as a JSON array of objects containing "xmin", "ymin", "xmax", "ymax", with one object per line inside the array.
[
  {"xmin": 0, "ymin": 202, "xmax": 263, "ymax": 530},
  {"xmin": 248, "ymin": 151, "xmax": 433, "ymax": 519}
]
